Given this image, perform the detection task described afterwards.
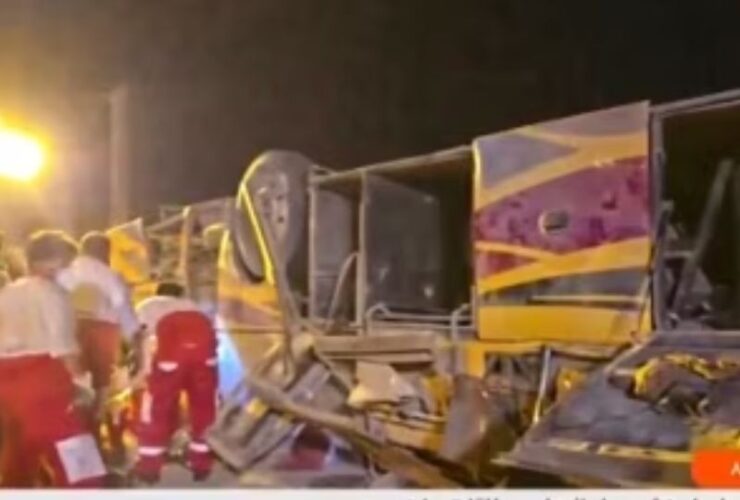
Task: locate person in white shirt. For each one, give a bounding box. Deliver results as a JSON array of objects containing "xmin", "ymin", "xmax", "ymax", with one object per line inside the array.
[
  {"xmin": 0, "ymin": 230, "xmax": 106, "ymax": 487},
  {"xmin": 57, "ymin": 231, "xmax": 143, "ymax": 464},
  {"xmin": 133, "ymin": 282, "xmax": 218, "ymax": 483}
]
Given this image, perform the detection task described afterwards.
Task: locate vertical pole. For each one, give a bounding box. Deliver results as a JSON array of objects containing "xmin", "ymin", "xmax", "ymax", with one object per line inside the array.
[
  {"xmin": 55, "ymin": 145, "xmax": 75, "ymax": 235},
  {"xmin": 732, "ymin": 170, "xmax": 740, "ymax": 326},
  {"xmin": 109, "ymin": 84, "xmax": 131, "ymax": 225},
  {"xmin": 672, "ymin": 159, "xmax": 734, "ymax": 316},
  {"xmin": 357, "ymin": 171, "xmax": 368, "ymax": 330}
]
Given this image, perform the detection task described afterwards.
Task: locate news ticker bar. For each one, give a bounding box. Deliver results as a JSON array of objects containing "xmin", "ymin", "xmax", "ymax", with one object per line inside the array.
[{"xmin": 2, "ymin": 491, "xmax": 739, "ymax": 500}]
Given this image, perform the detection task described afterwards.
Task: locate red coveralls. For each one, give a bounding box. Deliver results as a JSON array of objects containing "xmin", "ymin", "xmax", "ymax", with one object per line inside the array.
[
  {"xmin": 0, "ymin": 277, "xmax": 106, "ymax": 487},
  {"xmin": 135, "ymin": 296, "xmax": 218, "ymax": 478}
]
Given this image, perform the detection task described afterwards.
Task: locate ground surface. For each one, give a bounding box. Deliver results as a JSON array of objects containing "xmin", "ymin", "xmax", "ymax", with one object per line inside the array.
[
  {"xmin": 148, "ymin": 462, "xmax": 368, "ymax": 489},
  {"xmin": 155, "ymin": 462, "xmax": 241, "ymax": 488}
]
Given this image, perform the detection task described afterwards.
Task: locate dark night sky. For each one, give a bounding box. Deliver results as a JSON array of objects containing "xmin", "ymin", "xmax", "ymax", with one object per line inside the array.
[{"xmin": 2, "ymin": 0, "xmax": 740, "ymax": 231}]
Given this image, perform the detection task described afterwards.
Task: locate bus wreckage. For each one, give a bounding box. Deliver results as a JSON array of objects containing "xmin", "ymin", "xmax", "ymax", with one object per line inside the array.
[{"xmin": 108, "ymin": 88, "xmax": 740, "ymax": 488}]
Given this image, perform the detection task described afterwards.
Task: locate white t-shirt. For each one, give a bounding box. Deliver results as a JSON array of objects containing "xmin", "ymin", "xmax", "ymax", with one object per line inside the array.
[
  {"xmin": 0, "ymin": 276, "xmax": 77, "ymax": 358},
  {"xmin": 136, "ymin": 295, "xmax": 203, "ymax": 334},
  {"xmin": 135, "ymin": 295, "xmax": 206, "ymax": 375},
  {"xmin": 57, "ymin": 255, "xmax": 141, "ymax": 340}
]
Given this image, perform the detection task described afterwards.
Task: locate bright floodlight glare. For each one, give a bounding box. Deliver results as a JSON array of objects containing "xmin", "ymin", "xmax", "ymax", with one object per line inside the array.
[{"xmin": 0, "ymin": 129, "xmax": 45, "ymax": 181}]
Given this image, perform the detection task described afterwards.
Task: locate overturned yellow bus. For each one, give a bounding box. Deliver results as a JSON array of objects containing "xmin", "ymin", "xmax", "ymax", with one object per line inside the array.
[{"xmin": 109, "ymin": 88, "xmax": 740, "ymax": 487}]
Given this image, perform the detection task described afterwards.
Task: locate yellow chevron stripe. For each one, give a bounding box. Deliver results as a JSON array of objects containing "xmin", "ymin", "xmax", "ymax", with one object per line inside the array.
[
  {"xmin": 474, "ymin": 131, "xmax": 646, "ymax": 210},
  {"xmin": 477, "ymin": 237, "xmax": 649, "ymax": 293},
  {"xmin": 474, "ymin": 241, "xmax": 556, "ymax": 260}
]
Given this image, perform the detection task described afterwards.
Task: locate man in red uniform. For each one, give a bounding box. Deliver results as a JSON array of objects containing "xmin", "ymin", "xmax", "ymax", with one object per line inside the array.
[
  {"xmin": 0, "ymin": 230, "xmax": 107, "ymax": 487},
  {"xmin": 58, "ymin": 232, "xmax": 141, "ymax": 399},
  {"xmin": 134, "ymin": 282, "xmax": 218, "ymax": 483},
  {"xmin": 57, "ymin": 232, "xmax": 142, "ymax": 464}
]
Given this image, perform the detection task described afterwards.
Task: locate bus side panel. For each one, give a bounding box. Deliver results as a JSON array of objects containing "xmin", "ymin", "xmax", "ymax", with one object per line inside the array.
[
  {"xmin": 473, "ymin": 102, "xmax": 651, "ymax": 344},
  {"xmin": 216, "ymin": 232, "xmax": 282, "ymax": 330},
  {"xmin": 107, "ymin": 218, "xmax": 156, "ymax": 302}
]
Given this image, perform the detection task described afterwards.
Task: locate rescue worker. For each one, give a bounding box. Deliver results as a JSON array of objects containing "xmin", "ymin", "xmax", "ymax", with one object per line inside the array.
[
  {"xmin": 56, "ymin": 231, "xmax": 143, "ymax": 464},
  {"xmin": 134, "ymin": 282, "xmax": 218, "ymax": 483},
  {"xmin": 0, "ymin": 230, "xmax": 106, "ymax": 487}
]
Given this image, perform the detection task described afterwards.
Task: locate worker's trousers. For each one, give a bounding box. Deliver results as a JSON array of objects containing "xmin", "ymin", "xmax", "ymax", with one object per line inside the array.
[
  {"xmin": 136, "ymin": 355, "xmax": 218, "ymax": 475},
  {"xmin": 0, "ymin": 355, "xmax": 106, "ymax": 487},
  {"xmin": 77, "ymin": 318, "xmax": 121, "ymax": 390},
  {"xmin": 77, "ymin": 318, "xmax": 126, "ymax": 463}
]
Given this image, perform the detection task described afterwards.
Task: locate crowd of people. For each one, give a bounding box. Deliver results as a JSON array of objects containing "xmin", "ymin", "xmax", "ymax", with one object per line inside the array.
[{"xmin": 0, "ymin": 229, "xmax": 219, "ymax": 487}]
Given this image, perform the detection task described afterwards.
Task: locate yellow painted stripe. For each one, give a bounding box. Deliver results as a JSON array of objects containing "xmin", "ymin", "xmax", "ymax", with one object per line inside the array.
[
  {"xmin": 478, "ymin": 237, "xmax": 649, "ymax": 293},
  {"xmin": 530, "ymin": 294, "xmax": 644, "ymax": 304},
  {"xmin": 475, "ymin": 132, "xmax": 646, "ymax": 209},
  {"xmin": 520, "ymin": 126, "xmax": 643, "ymax": 148},
  {"xmin": 477, "ymin": 305, "xmax": 643, "ymax": 344},
  {"xmin": 474, "ymin": 241, "xmax": 556, "ymax": 260},
  {"xmin": 238, "ymin": 182, "xmax": 276, "ymax": 286},
  {"xmin": 548, "ymin": 439, "xmax": 691, "ymax": 464}
]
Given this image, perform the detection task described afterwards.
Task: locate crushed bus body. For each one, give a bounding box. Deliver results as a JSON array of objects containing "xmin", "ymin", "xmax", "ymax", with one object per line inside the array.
[{"xmin": 106, "ymin": 87, "xmax": 740, "ymax": 487}]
